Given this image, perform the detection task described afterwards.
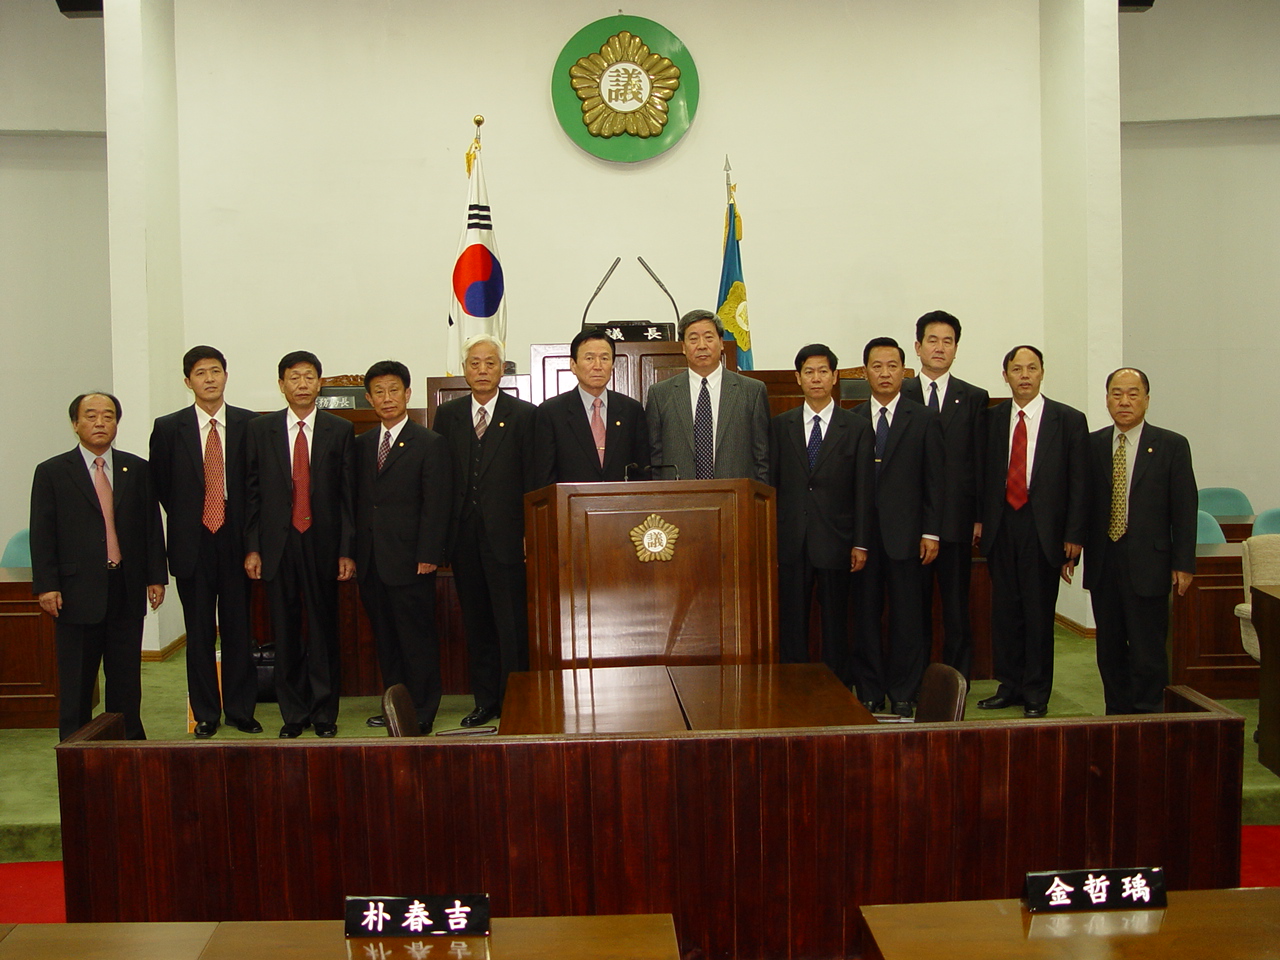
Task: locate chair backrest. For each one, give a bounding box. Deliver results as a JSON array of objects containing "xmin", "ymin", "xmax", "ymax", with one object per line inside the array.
[
  {"xmin": 1196, "ymin": 510, "xmax": 1226, "ymax": 545},
  {"xmin": 1242, "ymin": 535, "xmax": 1280, "ymax": 593},
  {"xmin": 1198, "ymin": 487, "xmax": 1253, "ymax": 516},
  {"xmin": 0, "ymin": 528, "xmax": 30, "ymax": 567},
  {"xmin": 914, "ymin": 663, "xmax": 968, "ymax": 723},
  {"xmin": 381, "ymin": 684, "xmax": 419, "ymax": 737},
  {"xmin": 1252, "ymin": 509, "xmax": 1280, "ymax": 537}
]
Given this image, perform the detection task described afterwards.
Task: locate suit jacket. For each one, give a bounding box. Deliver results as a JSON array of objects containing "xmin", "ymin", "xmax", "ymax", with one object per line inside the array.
[
  {"xmin": 980, "ymin": 396, "xmax": 1089, "ymax": 566},
  {"xmin": 149, "ymin": 403, "xmax": 256, "ymax": 579},
  {"xmin": 432, "ymin": 390, "xmax": 541, "ymax": 566},
  {"xmin": 29, "ymin": 447, "xmax": 168, "ymax": 624},
  {"xmin": 853, "ymin": 397, "xmax": 944, "ymax": 561},
  {"xmin": 645, "ymin": 367, "xmax": 770, "ymax": 482},
  {"xmin": 354, "ymin": 420, "xmax": 453, "ymax": 587},
  {"xmin": 533, "ymin": 387, "xmax": 649, "ymax": 484},
  {"xmin": 1083, "ymin": 422, "xmax": 1197, "ymax": 597},
  {"xmin": 244, "ymin": 409, "xmax": 355, "ymax": 580},
  {"xmin": 769, "ymin": 404, "xmax": 875, "ymax": 569},
  {"xmin": 902, "ymin": 375, "xmax": 989, "ymax": 543}
]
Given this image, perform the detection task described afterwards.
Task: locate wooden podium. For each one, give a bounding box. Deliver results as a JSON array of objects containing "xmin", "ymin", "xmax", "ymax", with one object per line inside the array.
[{"xmin": 524, "ymin": 479, "xmax": 777, "ymax": 669}]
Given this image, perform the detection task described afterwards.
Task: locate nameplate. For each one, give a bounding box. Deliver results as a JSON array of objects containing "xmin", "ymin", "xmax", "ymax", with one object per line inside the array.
[
  {"xmin": 317, "ymin": 394, "xmax": 356, "ymax": 409},
  {"xmin": 344, "ymin": 895, "xmax": 490, "ymax": 937},
  {"xmin": 1025, "ymin": 867, "xmax": 1165, "ymax": 912}
]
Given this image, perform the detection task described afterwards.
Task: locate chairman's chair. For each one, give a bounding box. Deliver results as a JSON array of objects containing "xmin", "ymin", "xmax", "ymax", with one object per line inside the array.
[
  {"xmin": 1196, "ymin": 510, "xmax": 1227, "ymax": 545},
  {"xmin": 0, "ymin": 528, "xmax": 30, "ymax": 567},
  {"xmin": 1234, "ymin": 535, "xmax": 1280, "ymax": 665},
  {"xmin": 914, "ymin": 663, "xmax": 968, "ymax": 723},
  {"xmin": 1252, "ymin": 509, "xmax": 1280, "ymax": 537},
  {"xmin": 1198, "ymin": 487, "xmax": 1254, "ymax": 516}
]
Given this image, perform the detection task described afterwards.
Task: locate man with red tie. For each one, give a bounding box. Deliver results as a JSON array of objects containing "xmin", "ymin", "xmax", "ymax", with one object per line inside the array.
[
  {"xmin": 978, "ymin": 346, "xmax": 1088, "ymax": 717},
  {"xmin": 245, "ymin": 351, "xmax": 355, "ymax": 738}
]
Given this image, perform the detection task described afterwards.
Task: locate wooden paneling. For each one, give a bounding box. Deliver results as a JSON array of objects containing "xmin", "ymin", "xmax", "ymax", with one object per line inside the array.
[
  {"xmin": 1251, "ymin": 584, "xmax": 1280, "ymax": 776},
  {"xmin": 0, "ymin": 568, "xmax": 58, "ymax": 728},
  {"xmin": 528, "ymin": 342, "xmax": 737, "ymax": 406},
  {"xmin": 1171, "ymin": 542, "xmax": 1254, "ymax": 698},
  {"xmin": 57, "ymin": 691, "xmax": 1242, "ymax": 960}
]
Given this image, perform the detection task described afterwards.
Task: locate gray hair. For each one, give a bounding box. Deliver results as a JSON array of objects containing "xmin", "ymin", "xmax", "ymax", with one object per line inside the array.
[
  {"xmin": 677, "ymin": 309, "xmax": 724, "ymax": 340},
  {"xmin": 462, "ymin": 334, "xmax": 505, "ymax": 365}
]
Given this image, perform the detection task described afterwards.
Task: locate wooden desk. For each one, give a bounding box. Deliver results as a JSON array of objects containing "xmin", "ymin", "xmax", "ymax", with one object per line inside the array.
[
  {"xmin": 0, "ymin": 922, "xmax": 217, "ymax": 960},
  {"xmin": 1171, "ymin": 541, "xmax": 1254, "ymax": 698},
  {"xmin": 0, "ymin": 568, "xmax": 58, "ymax": 729},
  {"xmin": 860, "ymin": 888, "xmax": 1280, "ymax": 960},
  {"xmin": 1251, "ymin": 583, "xmax": 1280, "ymax": 776},
  {"xmin": 668, "ymin": 663, "xmax": 875, "ymax": 729},
  {"xmin": 498, "ymin": 666, "xmax": 687, "ymax": 735},
  {"xmin": 1216, "ymin": 514, "xmax": 1256, "ymax": 542}
]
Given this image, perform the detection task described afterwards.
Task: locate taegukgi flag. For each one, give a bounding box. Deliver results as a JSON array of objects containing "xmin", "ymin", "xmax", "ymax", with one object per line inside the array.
[
  {"xmin": 716, "ymin": 189, "xmax": 752, "ymax": 370},
  {"xmin": 446, "ymin": 141, "xmax": 506, "ymax": 374}
]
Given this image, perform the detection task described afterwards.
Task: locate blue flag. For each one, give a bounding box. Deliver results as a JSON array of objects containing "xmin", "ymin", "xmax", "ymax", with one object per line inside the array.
[{"xmin": 716, "ymin": 198, "xmax": 752, "ymax": 369}]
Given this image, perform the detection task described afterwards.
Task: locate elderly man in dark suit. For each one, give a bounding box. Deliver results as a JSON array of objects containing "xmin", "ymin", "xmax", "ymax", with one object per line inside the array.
[
  {"xmin": 245, "ymin": 350, "xmax": 355, "ymax": 738},
  {"xmin": 535, "ymin": 329, "xmax": 649, "ymax": 484},
  {"xmin": 149, "ymin": 346, "xmax": 261, "ymax": 738},
  {"xmin": 769, "ymin": 343, "xmax": 874, "ymax": 685},
  {"xmin": 902, "ymin": 311, "xmax": 989, "ymax": 678},
  {"xmin": 1084, "ymin": 368, "xmax": 1197, "ymax": 714},
  {"xmin": 31, "ymin": 392, "xmax": 167, "ymax": 740},
  {"xmin": 433, "ymin": 334, "xmax": 541, "ymax": 727},
  {"xmin": 355, "ymin": 360, "xmax": 452, "ymax": 734},
  {"xmin": 978, "ymin": 345, "xmax": 1089, "ymax": 718},
  {"xmin": 852, "ymin": 337, "xmax": 944, "ymax": 717},
  {"xmin": 644, "ymin": 309, "xmax": 769, "ymax": 482}
]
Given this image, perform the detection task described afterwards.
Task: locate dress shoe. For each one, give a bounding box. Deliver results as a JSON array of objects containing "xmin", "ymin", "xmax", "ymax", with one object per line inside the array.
[
  {"xmin": 279, "ymin": 723, "xmax": 304, "ymax": 739},
  {"xmin": 313, "ymin": 722, "xmax": 338, "ymax": 738},
  {"xmin": 232, "ymin": 718, "xmax": 263, "ymax": 734},
  {"xmin": 365, "ymin": 714, "xmax": 388, "ymax": 728},
  {"xmin": 461, "ymin": 705, "xmax": 500, "ymax": 727},
  {"xmin": 860, "ymin": 699, "xmax": 885, "ymax": 713},
  {"xmin": 892, "ymin": 701, "xmax": 916, "ymax": 719},
  {"xmin": 419, "ymin": 722, "xmax": 433, "ymax": 735},
  {"xmin": 978, "ymin": 694, "xmax": 1023, "ymax": 710},
  {"xmin": 193, "ymin": 720, "xmax": 219, "ymax": 739},
  {"xmin": 1023, "ymin": 703, "xmax": 1048, "ymax": 718}
]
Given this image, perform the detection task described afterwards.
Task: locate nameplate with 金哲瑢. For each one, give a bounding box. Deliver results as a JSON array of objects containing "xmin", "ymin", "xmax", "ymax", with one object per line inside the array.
[
  {"xmin": 344, "ymin": 894, "xmax": 490, "ymax": 938},
  {"xmin": 1025, "ymin": 867, "xmax": 1165, "ymax": 913}
]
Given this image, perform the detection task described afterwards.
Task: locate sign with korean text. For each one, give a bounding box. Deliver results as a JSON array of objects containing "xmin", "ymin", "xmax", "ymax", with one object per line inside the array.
[
  {"xmin": 1025, "ymin": 867, "xmax": 1166, "ymax": 913},
  {"xmin": 344, "ymin": 895, "xmax": 490, "ymax": 938}
]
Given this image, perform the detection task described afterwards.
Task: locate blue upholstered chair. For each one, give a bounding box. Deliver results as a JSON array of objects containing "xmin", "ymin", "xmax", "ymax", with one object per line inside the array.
[
  {"xmin": 1252, "ymin": 509, "xmax": 1280, "ymax": 537},
  {"xmin": 0, "ymin": 528, "xmax": 30, "ymax": 567},
  {"xmin": 1196, "ymin": 510, "xmax": 1226, "ymax": 545},
  {"xmin": 1198, "ymin": 487, "xmax": 1254, "ymax": 516}
]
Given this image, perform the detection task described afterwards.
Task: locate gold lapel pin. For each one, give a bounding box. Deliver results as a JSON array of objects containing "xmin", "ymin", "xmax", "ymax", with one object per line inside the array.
[
  {"xmin": 398, "ymin": 442, "xmax": 405, "ymax": 447},
  {"xmin": 615, "ymin": 420, "xmax": 621, "ymax": 426},
  {"xmin": 499, "ymin": 422, "xmax": 505, "ymax": 427},
  {"xmin": 121, "ymin": 466, "xmax": 128, "ymax": 472},
  {"xmin": 1147, "ymin": 447, "xmax": 1153, "ymax": 453}
]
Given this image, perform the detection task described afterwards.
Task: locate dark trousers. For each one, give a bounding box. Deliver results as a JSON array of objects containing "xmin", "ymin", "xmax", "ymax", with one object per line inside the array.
[
  {"xmin": 1090, "ymin": 537, "xmax": 1170, "ymax": 714},
  {"xmin": 175, "ymin": 524, "xmax": 256, "ymax": 725},
  {"xmin": 778, "ymin": 559, "xmax": 853, "ymax": 686},
  {"xmin": 451, "ymin": 513, "xmax": 527, "ymax": 712},
  {"xmin": 852, "ymin": 523, "xmax": 928, "ymax": 705},
  {"xmin": 359, "ymin": 556, "xmax": 441, "ymax": 728},
  {"xmin": 923, "ymin": 538, "xmax": 974, "ymax": 678},
  {"xmin": 56, "ymin": 567, "xmax": 145, "ymax": 741},
  {"xmin": 988, "ymin": 503, "xmax": 1060, "ymax": 706},
  {"xmin": 265, "ymin": 527, "xmax": 340, "ymax": 726}
]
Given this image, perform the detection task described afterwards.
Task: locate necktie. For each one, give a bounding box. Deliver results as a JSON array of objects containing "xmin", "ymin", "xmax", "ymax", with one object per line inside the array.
[
  {"xmin": 927, "ymin": 380, "xmax": 940, "ymax": 413},
  {"xmin": 694, "ymin": 378, "xmax": 714, "ymax": 480},
  {"xmin": 1109, "ymin": 433, "xmax": 1128, "ymax": 541},
  {"xmin": 475, "ymin": 407, "xmax": 488, "ymax": 439},
  {"xmin": 590, "ymin": 397, "xmax": 606, "ymax": 468},
  {"xmin": 291, "ymin": 421, "xmax": 311, "ymax": 533},
  {"xmin": 377, "ymin": 429, "xmax": 391, "ymax": 472},
  {"xmin": 874, "ymin": 407, "xmax": 889, "ymax": 477},
  {"xmin": 93, "ymin": 457, "xmax": 122, "ymax": 565},
  {"xmin": 1006, "ymin": 410, "xmax": 1028, "ymax": 510},
  {"xmin": 807, "ymin": 414, "xmax": 823, "ymax": 471},
  {"xmin": 202, "ymin": 419, "xmax": 225, "ymax": 533}
]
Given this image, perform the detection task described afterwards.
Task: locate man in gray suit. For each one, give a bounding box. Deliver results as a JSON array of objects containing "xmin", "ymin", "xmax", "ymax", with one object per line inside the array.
[{"xmin": 645, "ymin": 309, "xmax": 770, "ymax": 482}]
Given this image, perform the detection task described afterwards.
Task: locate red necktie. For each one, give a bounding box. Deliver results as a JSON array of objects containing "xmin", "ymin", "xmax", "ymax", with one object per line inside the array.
[
  {"xmin": 377, "ymin": 429, "xmax": 391, "ymax": 471},
  {"xmin": 202, "ymin": 419, "xmax": 225, "ymax": 533},
  {"xmin": 1006, "ymin": 410, "xmax": 1028, "ymax": 510},
  {"xmin": 93, "ymin": 457, "xmax": 122, "ymax": 565},
  {"xmin": 590, "ymin": 398, "xmax": 606, "ymax": 467},
  {"xmin": 291, "ymin": 421, "xmax": 312, "ymax": 533}
]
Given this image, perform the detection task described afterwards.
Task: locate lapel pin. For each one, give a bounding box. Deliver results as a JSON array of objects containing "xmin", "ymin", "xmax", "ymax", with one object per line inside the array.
[
  {"xmin": 615, "ymin": 420, "xmax": 621, "ymax": 426},
  {"xmin": 121, "ymin": 466, "xmax": 128, "ymax": 472},
  {"xmin": 398, "ymin": 442, "xmax": 405, "ymax": 447},
  {"xmin": 1147, "ymin": 447, "xmax": 1153, "ymax": 453},
  {"xmin": 499, "ymin": 422, "xmax": 505, "ymax": 427}
]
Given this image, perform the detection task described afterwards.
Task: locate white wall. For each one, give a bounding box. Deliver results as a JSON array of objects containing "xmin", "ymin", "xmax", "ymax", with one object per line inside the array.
[{"xmin": 0, "ymin": 0, "xmax": 105, "ymax": 132}]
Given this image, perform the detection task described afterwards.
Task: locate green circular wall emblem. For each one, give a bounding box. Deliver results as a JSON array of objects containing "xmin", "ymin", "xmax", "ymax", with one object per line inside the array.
[{"xmin": 552, "ymin": 16, "xmax": 699, "ymax": 163}]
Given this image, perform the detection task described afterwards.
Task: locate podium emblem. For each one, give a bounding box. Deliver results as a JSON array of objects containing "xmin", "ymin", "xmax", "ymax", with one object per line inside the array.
[{"xmin": 630, "ymin": 514, "xmax": 679, "ymax": 562}]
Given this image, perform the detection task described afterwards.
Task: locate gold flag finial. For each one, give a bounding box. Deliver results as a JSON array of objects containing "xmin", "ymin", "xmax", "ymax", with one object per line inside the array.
[{"xmin": 465, "ymin": 116, "xmax": 484, "ymax": 177}]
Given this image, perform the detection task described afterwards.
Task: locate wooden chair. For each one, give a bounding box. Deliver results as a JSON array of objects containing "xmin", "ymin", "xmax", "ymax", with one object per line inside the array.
[
  {"xmin": 380, "ymin": 684, "xmax": 420, "ymax": 737},
  {"xmin": 914, "ymin": 663, "xmax": 967, "ymax": 723}
]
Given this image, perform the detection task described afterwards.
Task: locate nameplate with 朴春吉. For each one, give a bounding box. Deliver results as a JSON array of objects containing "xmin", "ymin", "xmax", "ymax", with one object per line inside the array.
[
  {"xmin": 344, "ymin": 895, "xmax": 490, "ymax": 938},
  {"xmin": 1025, "ymin": 867, "xmax": 1166, "ymax": 913}
]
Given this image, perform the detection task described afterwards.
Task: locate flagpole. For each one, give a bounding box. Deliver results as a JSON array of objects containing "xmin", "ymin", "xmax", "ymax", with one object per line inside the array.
[{"xmin": 724, "ymin": 155, "xmax": 732, "ymax": 204}]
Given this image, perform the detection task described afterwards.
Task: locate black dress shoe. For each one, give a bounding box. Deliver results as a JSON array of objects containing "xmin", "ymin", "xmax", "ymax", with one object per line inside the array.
[
  {"xmin": 1023, "ymin": 703, "xmax": 1048, "ymax": 718},
  {"xmin": 313, "ymin": 722, "xmax": 338, "ymax": 738},
  {"xmin": 232, "ymin": 718, "xmax": 263, "ymax": 734},
  {"xmin": 860, "ymin": 699, "xmax": 885, "ymax": 713},
  {"xmin": 461, "ymin": 705, "xmax": 499, "ymax": 727},
  {"xmin": 420, "ymin": 722, "xmax": 433, "ymax": 735},
  {"xmin": 366, "ymin": 714, "xmax": 388, "ymax": 728},
  {"xmin": 194, "ymin": 720, "xmax": 219, "ymax": 739},
  {"xmin": 892, "ymin": 701, "xmax": 916, "ymax": 719},
  {"xmin": 978, "ymin": 694, "xmax": 1023, "ymax": 710},
  {"xmin": 279, "ymin": 723, "xmax": 304, "ymax": 739}
]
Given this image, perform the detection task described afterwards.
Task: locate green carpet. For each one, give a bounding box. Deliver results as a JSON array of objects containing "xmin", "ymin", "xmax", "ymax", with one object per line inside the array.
[{"xmin": 1, "ymin": 630, "xmax": 1277, "ymax": 863}]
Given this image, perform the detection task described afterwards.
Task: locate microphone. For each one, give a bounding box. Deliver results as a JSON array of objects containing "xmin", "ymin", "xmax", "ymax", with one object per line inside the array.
[
  {"xmin": 581, "ymin": 257, "xmax": 622, "ymax": 327},
  {"xmin": 623, "ymin": 462, "xmax": 654, "ymax": 481},
  {"xmin": 649, "ymin": 463, "xmax": 680, "ymax": 480},
  {"xmin": 636, "ymin": 257, "xmax": 680, "ymax": 323}
]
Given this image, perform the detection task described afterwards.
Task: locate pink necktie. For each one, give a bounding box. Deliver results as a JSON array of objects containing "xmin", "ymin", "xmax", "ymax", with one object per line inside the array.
[
  {"xmin": 203, "ymin": 419, "xmax": 225, "ymax": 533},
  {"xmin": 93, "ymin": 457, "xmax": 122, "ymax": 565},
  {"xmin": 590, "ymin": 398, "xmax": 606, "ymax": 467}
]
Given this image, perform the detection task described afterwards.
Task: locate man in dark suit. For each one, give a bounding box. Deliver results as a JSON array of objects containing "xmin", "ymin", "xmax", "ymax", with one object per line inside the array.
[
  {"xmin": 1084, "ymin": 368, "xmax": 1196, "ymax": 714},
  {"xmin": 149, "ymin": 346, "xmax": 261, "ymax": 738},
  {"xmin": 645, "ymin": 309, "xmax": 769, "ymax": 482},
  {"xmin": 31, "ymin": 393, "xmax": 167, "ymax": 740},
  {"xmin": 244, "ymin": 351, "xmax": 355, "ymax": 738},
  {"xmin": 978, "ymin": 345, "xmax": 1089, "ymax": 718},
  {"xmin": 902, "ymin": 310, "xmax": 989, "ymax": 678},
  {"xmin": 355, "ymin": 360, "xmax": 452, "ymax": 734},
  {"xmin": 769, "ymin": 344, "xmax": 874, "ymax": 685},
  {"xmin": 534, "ymin": 329, "xmax": 649, "ymax": 484},
  {"xmin": 433, "ymin": 334, "xmax": 541, "ymax": 727},
  {"xmin": 851, "ymin": 338, "xmax": 944, "ymax": 716}
]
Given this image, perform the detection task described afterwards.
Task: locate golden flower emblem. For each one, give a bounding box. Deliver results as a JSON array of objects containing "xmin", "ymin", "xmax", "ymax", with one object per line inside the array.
[
  {"xmin": 569, "ymin": 31, "xmax": 681, "ymax": 139},
  {"xmin": 717, "ymin": 280, "xmax": 750, "ymax": 352},
  {"xmin": 629, "ymin": 513, "xmax": 680, "ymax": 562}
]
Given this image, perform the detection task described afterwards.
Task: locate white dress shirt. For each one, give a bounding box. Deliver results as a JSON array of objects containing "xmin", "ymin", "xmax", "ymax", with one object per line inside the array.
[
  {"xmin": 919, "ymin": 370, "xmax": 950, "ymax": 409},
  {"xmin": 78, "ymin": 444, "xmax": 114, "ymax": 483},
  {"xmin": 687, "ymin": 364, "xmax": 724, "ymax": 445},
  {"xmin": 195, "ymin": 403, "xmax": 228, "ymax": 497},
  {"xmin": 471, "ymin": 393, "xmax": 499, "ymax": 431},
  {"xmin": 801, "ymin": 397, "xmax": 835, "ymax": 441},
  {"xmin": 286, "ymin": 407, "xmax": 317, "ymax": 475}
]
